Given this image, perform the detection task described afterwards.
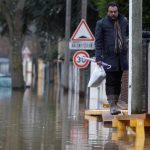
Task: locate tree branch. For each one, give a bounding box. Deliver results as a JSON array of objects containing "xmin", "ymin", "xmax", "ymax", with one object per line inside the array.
[
  {"xmin": 16, "ymin": 0, "xmax": 26, "ymax": 11},
  {"xmin": 1, "ymin": 1, "xmax": 14, "ymax": 38}
]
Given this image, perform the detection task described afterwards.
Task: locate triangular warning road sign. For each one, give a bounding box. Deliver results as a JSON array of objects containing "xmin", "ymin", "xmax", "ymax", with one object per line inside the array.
[{"xmin": 70, "ymin": 19, "xmax": 95, "ymax": 42}]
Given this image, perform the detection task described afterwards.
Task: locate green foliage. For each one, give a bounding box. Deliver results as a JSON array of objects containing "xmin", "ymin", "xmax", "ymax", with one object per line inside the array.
[
  {"xmin": 23, "ymin": 0, "xmax": 66, "ymax": 61},
  {"xmin": 94, "ymin": 0, "xmax": 150, "ymax": 30},
  {"xmin": 41, "ymin": 44, "xmax": 58, "ymax": 62},
  {"xmin": 143, "ymin": 1, "xmax": 150, "ymax": 30},
  {"xmin": 94, "ymin": 0, "xmax": 128, "ymax": 18},
  {"xmin": 94, "ymin": 0, "xmax": 110, "ymax": 17},
  {"xmin": 48, "ymin": 46, "xmax": 58, "ymax": 61},
  {"xmin": 24, "ymin": 0, "xmax": 65, "ymax": 37}
]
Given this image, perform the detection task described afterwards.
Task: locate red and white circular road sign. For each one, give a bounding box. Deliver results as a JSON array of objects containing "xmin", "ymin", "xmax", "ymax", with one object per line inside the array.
[{"xmin": 73, "ymin": 51, "xmax": 89, "ymax": 68}]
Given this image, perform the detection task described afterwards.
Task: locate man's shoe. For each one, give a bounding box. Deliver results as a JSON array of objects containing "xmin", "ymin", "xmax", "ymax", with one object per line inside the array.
[{"xmin": 110, "ymin": 104, "xmax": 121, "ymax": 115}]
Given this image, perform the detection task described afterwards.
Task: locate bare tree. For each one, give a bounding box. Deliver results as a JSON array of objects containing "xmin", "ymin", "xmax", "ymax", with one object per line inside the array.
[
  {"xmin": 1, "ymin": 0, "xmax": 26, "ymax": 89},
  {"xmin": 63, "ymin": 0, "xmax": 72, "ymax": 89}
]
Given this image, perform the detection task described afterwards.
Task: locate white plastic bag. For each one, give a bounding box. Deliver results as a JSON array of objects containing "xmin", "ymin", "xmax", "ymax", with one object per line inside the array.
[{"xmin": 88, "ymin": 65, "xmax": 106, "ymax": 87}]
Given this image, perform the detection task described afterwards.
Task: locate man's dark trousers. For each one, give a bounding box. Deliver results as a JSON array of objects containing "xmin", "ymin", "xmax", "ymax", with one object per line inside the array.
[{"xmin": 105, "ymin": 70, "xmax": 123, "ymax": 104}]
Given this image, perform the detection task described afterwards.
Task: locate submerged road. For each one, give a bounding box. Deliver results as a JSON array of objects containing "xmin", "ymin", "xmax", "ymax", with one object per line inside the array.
[{"xmin": 0, "ymin": 86, "xmax": 149, "ymax": 150}]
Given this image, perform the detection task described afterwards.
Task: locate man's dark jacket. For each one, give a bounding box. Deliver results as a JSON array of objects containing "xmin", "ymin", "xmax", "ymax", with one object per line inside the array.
[{"xmin": 95, "ymin": 15, "xmax": 128, "ymax": 71}]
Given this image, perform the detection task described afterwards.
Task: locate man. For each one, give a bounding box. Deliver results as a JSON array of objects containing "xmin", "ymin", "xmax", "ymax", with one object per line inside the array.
[{"xmin": 95, "ymin": 2, "xmax": 128, "ymax": 115}]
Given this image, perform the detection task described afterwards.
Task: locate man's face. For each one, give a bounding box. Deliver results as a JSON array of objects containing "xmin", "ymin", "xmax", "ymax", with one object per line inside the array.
[{"xmin": 107, "ymin": 6, "xmax": 118, "ymax": 20}]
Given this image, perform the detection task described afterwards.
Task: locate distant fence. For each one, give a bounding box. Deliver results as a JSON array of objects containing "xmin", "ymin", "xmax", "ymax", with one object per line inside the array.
[
  {"xmin": 34, "ymin": 40, "xmax": 150, "ymax": 112},
  {"xmin": 120, "ymin": 39, "xmax": 150, "ymax": 112}
]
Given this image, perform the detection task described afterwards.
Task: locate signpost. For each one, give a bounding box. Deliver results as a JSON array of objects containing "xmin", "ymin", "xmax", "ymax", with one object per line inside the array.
[
  {"xmin": 70, "ymin": 19, "xmax": 95, "ymax": 68},
  {"xmin": 69, "ymin": 19, "xmax": 95, "ymax": 50},
  {"xmin": 128, "ymin": 0, "xmax": 143, "ymax": 114},
  {"xmin": 73, "ymin": 51, "xmax": 90, "ymax": 68}
]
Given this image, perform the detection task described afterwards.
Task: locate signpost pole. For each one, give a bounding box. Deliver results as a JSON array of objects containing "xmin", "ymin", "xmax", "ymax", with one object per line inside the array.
[
  {"xmin": 81, "ymin": 0, "xmax": 87, "ymax": 20},
  {"xmin": 128, "ymin": 0, "xmax": 143, "ymax": 114}
]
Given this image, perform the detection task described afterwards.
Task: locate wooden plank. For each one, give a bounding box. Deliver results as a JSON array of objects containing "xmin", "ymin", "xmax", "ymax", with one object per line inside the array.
[
  {"xmin": 144, "ymin": 120, "xmax": 150, "ymax": 126},
  {"xmin": 84, "ymin": 109, "xmax": 109, "ymax": 116},
  {"xmin": 130, "ymin": 120, "xmax": 137, "ymax": 127},
  {"xmin": 102, "ymin": 112, "xmax": 126, "ymax": 122},
  {"xmin": 113, "ymin": 114, "xmax": 147, "ymax": 121},
  {"xmin": 85, "ymin": 109, "xmax": 128, "ymax": 116},
  {"xmin": 102, "ymin": 103, "xmax": 110, "ymax": 108},
  {"xmin": 84, "ymin": 115, "xmax": 98, "ymax": 121},
  {"xmin": 135, "ymin": 136, "xmax": 145, "ymax": 150},
  {"xmin": 112, "ymin": 120, "xmax": 129, "ymax": 127},
  {"xmin": 145, "ymin": 114, "xmax": 150, "ymax": 119},
  {"xmin": 135, "ymin": 120, "xmax": 145, "ymax": 138},
  {"xmin": 102, "ymin": 112, "xmax": 113, "ymax": 122},
  {"xmin": 130, "ymin": 120, "xmax": 150, "ymax": 127},
  {"xmin": 117, "ymin": 120, "xmax": 126, "ymax": 131},
  {"xmin": 112, "ymin": 120, "xmax": 118, "ymax": 127}
]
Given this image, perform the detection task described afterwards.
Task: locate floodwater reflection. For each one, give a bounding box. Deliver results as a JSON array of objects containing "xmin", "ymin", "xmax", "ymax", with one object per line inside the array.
[
  {"xmin": 0, "ymin": 84, "xmax": 150, "ymax": 150},
  {"xmin": 0, "ymin": 87, "xmax": 11, "ymax": 99}
]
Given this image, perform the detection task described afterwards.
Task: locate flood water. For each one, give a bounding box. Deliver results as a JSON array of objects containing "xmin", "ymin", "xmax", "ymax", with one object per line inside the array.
[{"xmin": 0, "ymin": 84, "xmax": 150, "ymax": 150}]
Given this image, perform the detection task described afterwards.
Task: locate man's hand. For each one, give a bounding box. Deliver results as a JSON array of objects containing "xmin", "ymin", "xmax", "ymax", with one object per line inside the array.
[{"xmin": 96, "ymin": 61, "xmax": 102, "ymax": 66}]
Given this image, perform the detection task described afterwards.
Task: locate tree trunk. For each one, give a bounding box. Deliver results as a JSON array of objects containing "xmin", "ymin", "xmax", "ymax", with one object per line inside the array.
[
  {"xmin": 1, "ymin": 0, "xmax": 26, "ymax": 89},
  {"xmin": 10, "ymin": 36, "xmax": 24, "ymax": 89},
  {"xmin": 63, "ymin": 0, "xmax": 72, "ymax": 89}
]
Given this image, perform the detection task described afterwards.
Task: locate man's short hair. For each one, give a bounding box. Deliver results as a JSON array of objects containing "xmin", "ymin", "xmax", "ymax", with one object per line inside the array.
[{"xmin": 107, "ymin": 2, "xmax": 119, "ymax": 10}]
